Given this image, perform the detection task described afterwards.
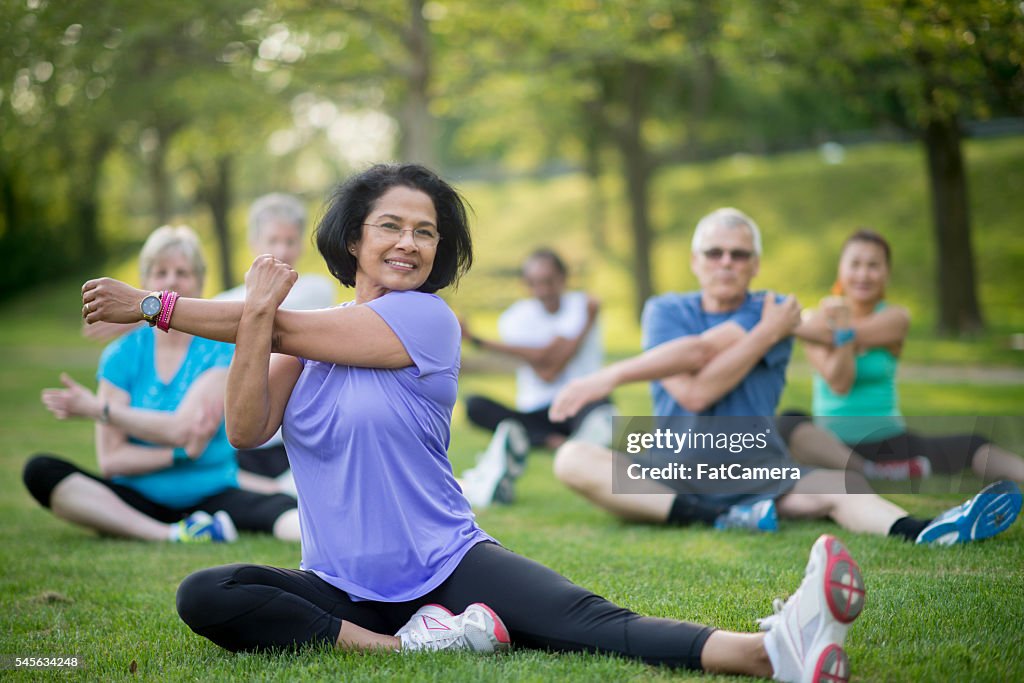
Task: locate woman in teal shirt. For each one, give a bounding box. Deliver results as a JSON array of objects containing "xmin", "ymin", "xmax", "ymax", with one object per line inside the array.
[
  {"xmin": 24, "ymin": 226, "xmax": 298, "ymax": 542},
  {"xmin": 787, "ymin": 229, "xmax": 1024, "ymax": 483}
]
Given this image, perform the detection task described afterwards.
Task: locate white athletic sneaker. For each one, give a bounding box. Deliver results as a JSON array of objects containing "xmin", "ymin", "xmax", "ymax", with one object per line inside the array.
[
  {"xmin": 759, "ymin": 534, "xmax": 866, "ymax": 683},
  {"xmin": 569, "ymin": 403, "xmax": 617, "ymax": 447},
  {"xmin": 460, "ymin": 419, "xmax": 529, "ymax": 508},
  {"xmin": 396, "ymin": 603, "xmax": 454, "ymax": 643},
  {"xmin": 397, "ymin": 602, "xmax": 510, "ymax": 653}
]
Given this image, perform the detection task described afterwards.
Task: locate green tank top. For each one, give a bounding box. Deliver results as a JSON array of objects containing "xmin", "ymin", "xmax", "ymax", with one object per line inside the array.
[{"xmin": 812, "ymin": 302, "xmax": 906, "ymax": 444}]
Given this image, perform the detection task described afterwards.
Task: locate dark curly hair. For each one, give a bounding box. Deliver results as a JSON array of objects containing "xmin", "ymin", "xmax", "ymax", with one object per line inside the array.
[{"xmin": 314, "ymin": 164, "xmax": 473, "ymax": 293}]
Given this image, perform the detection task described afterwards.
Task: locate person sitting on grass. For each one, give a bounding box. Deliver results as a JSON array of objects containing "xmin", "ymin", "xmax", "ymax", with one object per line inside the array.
[
  {"xmin": 549, "ymin": 208, "xmax": 1022, "ymax": 545},
  {"xmin": 86, "ymin": 164, "xmax": 865, "ymax": 682},
  {"xmin": 776, "ymin": 228, "xmax": 1024, "ymax": 484},
  {"xmin": 458, "ymin": 248, "xmax": 613, "ymax": 508},
  {"xmin": 23, "ymin": 225, "xmax": 300, "ymax": 543}
]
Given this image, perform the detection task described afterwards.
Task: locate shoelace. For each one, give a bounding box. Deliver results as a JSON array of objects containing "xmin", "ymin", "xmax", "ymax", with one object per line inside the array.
[
  {"xmin": 757, "ymin": 597, "xmax": 788, "ymax": 631},
  {"xmin": 404, "ymin": 623, "xmax": 467, "ymax": 651}
]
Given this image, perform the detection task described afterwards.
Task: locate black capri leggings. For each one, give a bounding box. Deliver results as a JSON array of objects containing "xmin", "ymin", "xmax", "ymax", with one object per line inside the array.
[
  {"xmin": 176, "ymin": 541, "xmax": 713, "ymax": 669},
  {"xmin": 466, "ymin": 395, "xmax": 611, "ymax": 448},
  {"xmin": 777, "ymin": 412, "xmax": 989, "ymax": 474},
  {"xmin": 23, "ymin": 454, "xmax": 296, "ymax": 533}
]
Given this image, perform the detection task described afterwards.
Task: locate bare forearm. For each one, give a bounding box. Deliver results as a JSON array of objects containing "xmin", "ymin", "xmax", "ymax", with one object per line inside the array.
[
  {"xmin": 851, "ymin": 307, "xmax": 909, "ymax": 348},
  {"xmin": 539, "ymin": 310, "xmax": 601, "ymax": 380},
  {"xmin": 677, "ymin": 325, "xmax": 780, "ymax": 412},
  {"xmin": 166, "ymin": 298, "xmax": 246, "ymax": 343},
  {"xmin": 823, "ymin": 347, "xmax": 856, "ymax": 394},
  {"xmin": 477, "ymin": 338, "xmax": 549, "ymax": 365},
  {"xmin": 98, "ymin": 444, "xmax": 174, "ymax": 477},
  {"xmin": 606, "ymin": 336, "xmax": 710, "ymax": 387},
  {"xmin": 807, "ymin": 343, "xmax": 856, "ymax": 395},
  {"xmin": 225, "ymin": 307, "xmax": 275, "ymax": 448},
  {"xmin": 794, "ymin": 317, "xmax": 833, "ymax": 345},
  {"xmin": 106, "ymin": 404, "xmax": 189, "ymax": 446}
]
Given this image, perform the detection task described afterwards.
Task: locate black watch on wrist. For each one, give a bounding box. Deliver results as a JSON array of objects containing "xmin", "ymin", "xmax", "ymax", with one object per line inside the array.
[{"xmin": 140, "ymin": 291, "xmax": 163, "ymax": 326}]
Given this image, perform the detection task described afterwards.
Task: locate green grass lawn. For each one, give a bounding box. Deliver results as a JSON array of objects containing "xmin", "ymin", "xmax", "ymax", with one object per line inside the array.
[
  {"xmin": 2, "ymin": 277, "xmax": 1024, "ymax": 682},
  {"xmin": 3, "ymin": 138, "xmax": 1024, "ymax": 681}
]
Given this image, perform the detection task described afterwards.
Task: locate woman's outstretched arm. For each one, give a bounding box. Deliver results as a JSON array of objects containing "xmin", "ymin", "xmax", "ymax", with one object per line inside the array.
[{"xmin": 84, "ymin": 256, "xmax": 411, "ymax": 368}]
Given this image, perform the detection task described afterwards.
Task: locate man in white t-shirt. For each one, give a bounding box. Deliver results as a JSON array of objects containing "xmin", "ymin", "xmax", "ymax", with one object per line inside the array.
[
  {"xmin": 216, "ymin": 193, "xmax": 336, "ymax": 496},
  {"xmin": 459, "ymin": 248, "xmax": 614, "ymax": 508}
]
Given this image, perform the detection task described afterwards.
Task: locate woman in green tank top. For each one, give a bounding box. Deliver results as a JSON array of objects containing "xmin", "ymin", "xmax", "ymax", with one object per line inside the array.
[{"xmin": 784, "ymin": 229, "xmax": 1024, "ymax": 484}]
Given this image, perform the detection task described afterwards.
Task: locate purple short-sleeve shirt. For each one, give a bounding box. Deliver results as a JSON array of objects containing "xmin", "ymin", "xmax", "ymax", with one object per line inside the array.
[{"xmin": 283, "ymin": 290, "xmax": 494, "ymax": 602}]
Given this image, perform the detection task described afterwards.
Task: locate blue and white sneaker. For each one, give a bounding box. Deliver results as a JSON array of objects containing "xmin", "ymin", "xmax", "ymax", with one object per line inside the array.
[
  {"xmin": 175, "ymin": 511, "xmax": 238, "ymax": 543},
  {"xmin": 916, "ymin": 480, "xmax": 1022, "ymax": 546},
  {"xmin": 714, "ymin": 499, "xmax": 779, "ymax": 532}
]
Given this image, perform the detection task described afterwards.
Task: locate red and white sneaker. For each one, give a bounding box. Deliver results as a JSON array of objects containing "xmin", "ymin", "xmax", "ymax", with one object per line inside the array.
[
  {"xmin": 397, "ymin": 602, "xmax": 510, "ymax": 654},
  {"xmin": 862, "ymin": 456, "xmax": 931, "ymax": 480},
  {"xmin": 759, "ymin": 534, "xmax": 866, "ymax": 683}
]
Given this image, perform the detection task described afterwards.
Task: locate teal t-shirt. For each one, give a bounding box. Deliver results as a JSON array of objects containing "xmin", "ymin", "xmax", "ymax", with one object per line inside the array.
[
  {"xmin": 812, "ymin": 303, "xmax": 906, "ymax": 444},
  {"xmin": 97, "ymin": 326, "xmax": 238, "ymax": 508}
]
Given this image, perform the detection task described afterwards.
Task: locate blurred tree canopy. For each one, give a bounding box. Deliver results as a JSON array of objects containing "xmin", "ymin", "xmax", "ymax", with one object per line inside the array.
[{"xmin": 1, "ymin": 0, "xmax": 1021, "ymax": 333}]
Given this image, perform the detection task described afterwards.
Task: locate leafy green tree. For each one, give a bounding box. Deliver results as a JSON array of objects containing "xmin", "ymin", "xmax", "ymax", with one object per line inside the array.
[{"xmin": 761, "ymin": 0, "xmax": 1024, "ymax": 334}]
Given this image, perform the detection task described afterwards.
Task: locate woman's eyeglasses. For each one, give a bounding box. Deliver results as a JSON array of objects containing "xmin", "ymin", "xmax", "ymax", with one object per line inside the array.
[{"xmin": 365, "ymin": 222, "xmax": 442, "ymax": 247}]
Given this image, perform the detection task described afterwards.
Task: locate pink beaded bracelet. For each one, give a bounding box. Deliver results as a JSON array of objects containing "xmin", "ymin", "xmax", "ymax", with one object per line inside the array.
[{"xmin": 156, "ymin": 290, "xmax": 179, "ymax": 332}]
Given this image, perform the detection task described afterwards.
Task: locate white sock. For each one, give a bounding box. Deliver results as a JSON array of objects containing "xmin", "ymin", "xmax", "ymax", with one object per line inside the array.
[{"xmin": 167, "ymin": 522, "xmax": 183, "ymax": 542}]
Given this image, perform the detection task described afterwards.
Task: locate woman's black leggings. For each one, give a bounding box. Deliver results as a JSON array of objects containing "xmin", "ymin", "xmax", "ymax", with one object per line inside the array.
[
  {"xmin": 466, "ymin": 395, "xmax": 610, "ymax": 448},
  {"xmin": 777, "ymin": 412, "xmax": 989, "ymax": 474},
  {"xmin": 176, "ymin": 541, "xmax": 713, "ymax": 669}
]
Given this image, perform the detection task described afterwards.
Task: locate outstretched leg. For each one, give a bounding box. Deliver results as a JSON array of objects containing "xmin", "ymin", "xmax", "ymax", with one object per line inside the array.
[{"xmin": 24, "ymin": 454, "xmax": 176, "ymax": 540}]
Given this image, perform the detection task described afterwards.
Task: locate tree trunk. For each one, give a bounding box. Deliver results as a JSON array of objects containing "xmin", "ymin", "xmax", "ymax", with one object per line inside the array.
[
  {"xmin": 0, "ymin": 161, "xmax": 17, "ymax": 240},
  {"xmin": 75, "ymin": 135, "xmax": 112, "ymax": 260},
  {"xmin": 148, "ymin": 135, "xmax": 171, "ymax": 225},
  {"xmin": 205, "ymin": 155, "xmax": 234, "ymax": 292},
  {"xmin": 398, "ymin": 0, "xmax": 436, "ymax": 167},
  {"xmin": 583, "ymin": 123, "xmax": 608, "ymax": 254},
  {"xmin": 619, "ymin": 62, "xmax": 655, "ymax": 321},
  {"xmin": 922, "ymin": 116, "xmax": 984, "ymax": 334}
]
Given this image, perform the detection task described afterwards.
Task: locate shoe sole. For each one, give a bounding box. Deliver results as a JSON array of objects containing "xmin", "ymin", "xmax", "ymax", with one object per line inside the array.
[
  {"xmin": 469, "ymin": 602, "xmax": 511, "ymax": 651},
  {"xmin": 810, "ymin": 643, "xmax": 850, "ymax": 683},
  {"xmin": 758, "ymin": 500, "xmax": 779, "ymax": 532},
  {"xmin": 818, "ymin": 535, "xmax": 865, "ymax": 624},
  {"xmin": 917, "ymin": 481, "xmax": 1022, "ymax": 546},
  {"xmin": 494, "ymin": 420, "xmax": 529, "ymax": 503},
  {"xmin": 502, "ymin": 420, "xmax": 530, "ymax": 479}
]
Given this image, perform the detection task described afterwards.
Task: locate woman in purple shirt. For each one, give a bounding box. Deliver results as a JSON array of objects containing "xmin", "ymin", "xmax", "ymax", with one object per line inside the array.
[{"xmin": 83, "ymin": 164, "xmax": 864, "ymax": 682}]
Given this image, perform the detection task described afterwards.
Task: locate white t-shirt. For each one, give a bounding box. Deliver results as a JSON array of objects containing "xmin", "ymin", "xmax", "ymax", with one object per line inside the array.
[
  {"xmin": 498, "ymin": 291, "xmax": 604, "ymax": 412},
  {"xmin": 215, "ymin": 273, "xmax": 336, "ymax": 311},
  {"xmin": 215, "ymin": 273, "xmax": 336, "ymax": 447}
]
